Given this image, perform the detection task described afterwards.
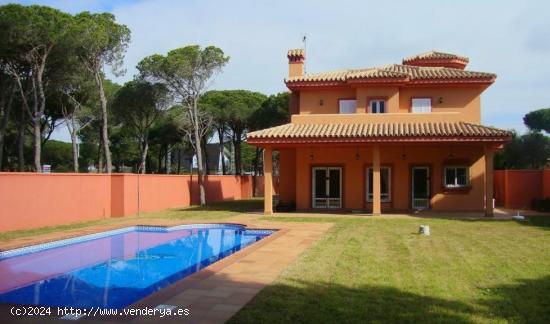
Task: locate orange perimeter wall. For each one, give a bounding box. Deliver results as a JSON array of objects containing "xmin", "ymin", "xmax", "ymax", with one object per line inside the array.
[
  {"xmin": 494, "ymin": 169, "xmax": 549, "ymax": 209},
  {"xmin": 0, "ymin": 173, "xmax": 264, "ymax": 232}
]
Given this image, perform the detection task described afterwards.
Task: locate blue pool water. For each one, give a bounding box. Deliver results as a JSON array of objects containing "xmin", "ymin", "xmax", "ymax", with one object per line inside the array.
[{"xmin": 0, "ymin": 224, "xmax": 273, "ymax": 309}]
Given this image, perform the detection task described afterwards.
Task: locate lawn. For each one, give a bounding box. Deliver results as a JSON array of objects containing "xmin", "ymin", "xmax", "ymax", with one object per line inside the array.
[
  {"xmin": 232, "ymin": 215, "xmax": 550, "ymax": 323},
  {"xmin": 1, "ymin": 200, "xmax": 548, "ymax": 323}
]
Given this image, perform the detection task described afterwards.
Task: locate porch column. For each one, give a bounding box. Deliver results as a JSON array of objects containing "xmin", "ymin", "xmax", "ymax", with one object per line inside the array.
[
  {"xmin": 373, "ymin": 145, "xmax": 381, "ymax": 215},
  {"xmin": 484, "ymin": 147, "xmax": 494, "ymax": 217},
  {"xmin": 263, "ymin": 147, "xmax": 273, "ymax": 215}
]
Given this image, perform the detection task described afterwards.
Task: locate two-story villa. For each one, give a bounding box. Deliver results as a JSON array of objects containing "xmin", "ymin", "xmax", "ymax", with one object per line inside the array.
[{"xmin": 248, "ymin": 49, "xmax": 512, "ymax": 216}]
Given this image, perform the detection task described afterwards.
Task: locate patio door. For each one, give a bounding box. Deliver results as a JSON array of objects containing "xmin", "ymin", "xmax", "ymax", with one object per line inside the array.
[
  {"xmin": 412, "ymin": 166, "xmax": 430, "ymax": 209},
  {"xmin": 312, "ymin": 167, "xmax": 342, "ymax": 208}
]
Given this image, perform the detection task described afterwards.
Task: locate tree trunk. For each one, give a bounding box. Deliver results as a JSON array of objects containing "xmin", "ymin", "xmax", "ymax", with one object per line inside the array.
[
  {"xmin": 140, "ymin": 134, "xmax": 148, "ymax": 174},
  {"xmin": 32, "ymin": 116, "xmax": 41, "ymax": 172},
  {"xmin": 166, "ymin": 145, "xmax": 172, "ymax": 174},
  {"xmin": 252, "ymin": 147, "xmax": 261, "ymax": 197},
  {"xmin": 191, "ymin": 102, "xmax": 206, "ymax": 205},
  {"xmin": 98, "ymin": 126, "xmax": 103, "ymax": 173},
  {"xmin": 218, "ymin": 126, "xmax": 226, "ymax": 175},
  {"xmin": 157, "ymin": 145, "xmax": 163, "ymax": 173},
  {"xmin": 202, "ymin": 135, "xmax": 210, "ymax": 175},
  {"xmin": 0, "ymin": 88, "xmax": 14, "ymax": 171},
  {"xmin": 234, "ymin": 130, "xmax": 242, "ymax": 175},
  {"xmin": 94, "ymin": 69, "xmax": 112, "ymax": 173},
  {"xmin": 17, "ymin": 107, "xmax": 25, "ymax": 171},
  {"xmin": 70, "ymin": 128, "xmax": 79, "ymax": 173}
]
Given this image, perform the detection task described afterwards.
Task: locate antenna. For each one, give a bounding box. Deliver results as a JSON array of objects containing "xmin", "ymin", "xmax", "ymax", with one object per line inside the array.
[{"xmin": 302, "ymin": 34, "xmax": 307, "ymax": 75}]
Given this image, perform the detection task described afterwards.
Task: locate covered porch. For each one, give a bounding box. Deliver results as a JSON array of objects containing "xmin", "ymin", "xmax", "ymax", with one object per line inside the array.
[{"xmin": 248, "ymin": 121, "xmax": 512, "ymax": 217}]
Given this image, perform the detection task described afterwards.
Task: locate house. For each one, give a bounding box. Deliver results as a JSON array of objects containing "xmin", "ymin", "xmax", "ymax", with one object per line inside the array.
[{"xmin": 247, "ymin": 49, "xmax": 512, "ymax": 216}]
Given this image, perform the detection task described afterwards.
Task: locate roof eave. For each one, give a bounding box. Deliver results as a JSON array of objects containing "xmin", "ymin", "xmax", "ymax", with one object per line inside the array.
[{"xmin": 248, "ymin": 135, "xmax": 512, "ymax": 146}]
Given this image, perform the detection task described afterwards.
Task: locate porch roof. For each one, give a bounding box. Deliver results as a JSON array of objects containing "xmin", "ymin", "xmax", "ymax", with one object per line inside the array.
[{"xmin": 247, "ymin": 121, "xmax": 512, "ymax": 145}]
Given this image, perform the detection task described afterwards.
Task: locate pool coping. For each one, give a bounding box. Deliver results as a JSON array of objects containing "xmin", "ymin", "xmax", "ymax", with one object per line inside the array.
[
  {"xmin": 0, "ymin": 222, "xmax": 286, "ymax": 321},
  {"xmin": 0, "ymin": 223, "xmax": 267, "ymax": 260},
  {"xmin": 0, "ymin": 218, "xmax": 332, "ymax": 323}
]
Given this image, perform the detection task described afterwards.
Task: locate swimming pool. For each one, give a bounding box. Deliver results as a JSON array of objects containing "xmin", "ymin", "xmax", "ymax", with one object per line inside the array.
[{"xmin": 0, "ymin": 224, "xmax": 273, "ymax": 309}]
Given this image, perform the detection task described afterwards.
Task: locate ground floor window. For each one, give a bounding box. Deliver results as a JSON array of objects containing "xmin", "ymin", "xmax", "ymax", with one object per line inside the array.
[
  {"xmin": 312, "ymin": 167, "xmax": 342, "ymax": 208},
  {"xmin": 444, "ymin": 166, "xmax": 469, "ymax": 188},
  {"xmin": 366, "ymin": 167, "xmax": 391, "ymax": 202}
]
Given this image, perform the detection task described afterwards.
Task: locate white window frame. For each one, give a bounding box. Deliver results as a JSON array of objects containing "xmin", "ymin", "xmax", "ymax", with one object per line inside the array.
[
  {"xmin": 366, "ymin": 166, "xmax": 391, "ymax": 202},
  {"xmin": 339, "ymin": 99, "xmax": 357, "ymax": 114},
  {"xmin": 411, "ymin": 98, "xmax": 432, "ymax": 113},
  {"xmin": 369, "ymin": 99, "xmax": 386, "ymax": 114},
  {"xmin": 443, "ymin": 166, "xmax": 470, "ymax": 188}
]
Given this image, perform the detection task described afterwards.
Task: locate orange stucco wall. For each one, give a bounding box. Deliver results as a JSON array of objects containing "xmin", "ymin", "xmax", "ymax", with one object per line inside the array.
[
  {"xmin": 296, "ymin": 85, "xmax": 484, "ymax": 123},
  {"xmin": 493, "ymin": 169, "xmax": 549, "ymax": 209},
  {"xmin": 281, "ymin": 144, "xmax": 486, "ymax": 212},
  {"xmin": 0, "ymin": 173, "xmax": 260, "ymax": 232}
]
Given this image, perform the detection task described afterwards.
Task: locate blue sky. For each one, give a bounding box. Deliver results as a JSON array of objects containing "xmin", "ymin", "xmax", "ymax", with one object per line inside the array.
[{"xmin": 3, "ymin": 0, "xmax": 550, "ymax": 141}]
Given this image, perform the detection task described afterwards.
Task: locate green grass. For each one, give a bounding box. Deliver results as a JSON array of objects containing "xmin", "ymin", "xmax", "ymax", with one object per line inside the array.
[
  {"xmin": 0, "ymin": 199, "xmax": 263, "ymax": 241},
  {"xmin": 231, "ymin": 216, "xmax": 550, "ymax": 323},
  {"xmin": 2, "ymin": 200, "xmax": 549, "ymax": 323}
]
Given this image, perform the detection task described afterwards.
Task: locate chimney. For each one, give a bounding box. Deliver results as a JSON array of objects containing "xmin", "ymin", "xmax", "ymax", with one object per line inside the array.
[{"xmin": 287, "ymin": 49, "xmax": 305, "ymax": 78}]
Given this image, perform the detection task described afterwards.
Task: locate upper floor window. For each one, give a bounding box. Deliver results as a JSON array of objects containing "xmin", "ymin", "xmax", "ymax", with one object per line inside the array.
[
  {"xmin": 412, "ymin": 98, "xmax": 432, "ymax": 113},
  {"xmin": 339, "ymin": 99, "xmax": 356, "ymax": 114},
  {"xmin": 369, "ymin": 99, "xmax": 386, "ymax": 113},
  {"xmin": 444, "ymin": 166, "xmax": 469, "ymax": 188}
]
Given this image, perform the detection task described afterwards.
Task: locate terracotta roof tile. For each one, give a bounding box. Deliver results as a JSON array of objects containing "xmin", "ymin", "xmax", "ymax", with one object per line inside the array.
[
  {"xmin": 248, "ymin": 121, "xmax": 511, "ymax": 143},
  {"xmin": 402, "ymin": 51, "xmax": 469, "ymax": 63},
  {"xmin": 286, "ymin": 64, "xmax": 495, "ymax": 84}
]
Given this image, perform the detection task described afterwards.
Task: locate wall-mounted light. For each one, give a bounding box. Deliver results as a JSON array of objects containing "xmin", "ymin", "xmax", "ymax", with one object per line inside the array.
[
  {"xmin": 319, "ymin": 99, "xmax": 324, "ymax": 106},
  {"xmin": 309, "ymin": 148, "xmax": 314, "ymax": 161},
  {"xmin": 355, "ymin": 147, "xmax": 360, "ymax": 160},
  {"xmin": 438, "ymin": 97, "xmax": 443, "ymax": 104},
  {"xmin": 401, "ymin": 146, "xmax": 407, "ymax": 160},
  {"xmin": 448, "ymin": 146, "xmax": 454, "ymax": 158}
]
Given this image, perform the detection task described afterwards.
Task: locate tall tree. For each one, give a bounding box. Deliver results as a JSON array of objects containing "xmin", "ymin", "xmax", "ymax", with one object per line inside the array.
[
  {"xmin": 56, "ymin": 70, "xmax": 95, "ymax": 172},
  {"xmin": 201, "ymin": 91, "xmax": 230, "ymax": 174},
  {"xmin": 0, "ymin": 4, "xmax": 72, "ymax": 172},
  {"xmin": 248, "ymin": 92, "xmax": 290, "ymax": 194},
  {"xmin": 523, "ymin": 108, "xmax": 550, "ymax": 133},
  {"xmin": 74, "ymin": 12, "xmax": 130, "ymax": 173},
  {"xmin": 0, "ymin": 61, "xmax": 15, "ymax": 170},
  {"xmin": 200, "ymin": 90, "xmax": 266, "ymax": 174},
  {"xmin": 112, "ymin": 80, "xmax": 170, "ymax": 173},
  {"xmin": 138, "ymin": 45, "xmax": 229, "ymax": 205}
]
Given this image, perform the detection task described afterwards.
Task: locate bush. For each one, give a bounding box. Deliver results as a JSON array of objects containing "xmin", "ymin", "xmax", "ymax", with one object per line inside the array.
[{"xmin": 532, "ymin": 198, "xmax": 550, "ymax": 212}]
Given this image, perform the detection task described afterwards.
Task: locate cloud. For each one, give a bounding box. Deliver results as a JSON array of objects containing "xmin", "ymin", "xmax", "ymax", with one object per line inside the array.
[{"xmin": 4, "ymin": 0, "xmax": 550, "ymax": 140}]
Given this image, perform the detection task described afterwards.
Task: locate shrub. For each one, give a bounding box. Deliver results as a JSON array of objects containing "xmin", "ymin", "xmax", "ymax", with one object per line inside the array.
[{"xmin": 532, "ymin": 198, "xmax": 550, "ymax": 212}]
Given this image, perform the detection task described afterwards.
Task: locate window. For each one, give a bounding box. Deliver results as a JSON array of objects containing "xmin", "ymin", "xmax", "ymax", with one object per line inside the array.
[
  {"xmin": 444, "ymin": 166, "xmax": 469, "ymax": 188},
  {"xmin": 412, "ymin": 98, "xmax": 431, "ymax": 113},
  {"xmin": 369, "ymin": 99, "xmax": 386, "ymax": 113},
  {"xmin": 339, "ymin": 99, "xmax": 356, "ymax": 114},
  {"xmin": 366, "ymin": 167, "xmax": 391, "ymax": 202}
]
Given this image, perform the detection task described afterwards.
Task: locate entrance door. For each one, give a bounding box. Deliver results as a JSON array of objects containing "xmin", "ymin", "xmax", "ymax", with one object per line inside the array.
[
  {"xmin": 412, "ymin": 166, "xmax": 430, "ymax": 209},
  {"xmin": 312, "ymin": 167, "xmax": 342, "ymax": 208}
]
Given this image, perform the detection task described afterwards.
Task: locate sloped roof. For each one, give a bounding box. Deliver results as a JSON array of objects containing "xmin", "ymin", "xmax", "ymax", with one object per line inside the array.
[
  {"xmin": 286, "ymin": 64, "xmax": 495, "ymax": 85},
  {"xmin": 402, "ymin": 51, "xmax": 469, "ymax": 64},
  {"xmin": 247, "ymin": 121, "xmax": 512, "ymax": 144}
]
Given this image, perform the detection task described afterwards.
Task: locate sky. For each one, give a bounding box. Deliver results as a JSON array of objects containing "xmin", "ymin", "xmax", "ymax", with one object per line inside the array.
[{"xmin": 4, "ymin": 0, "xmax": 550, "ymax": 142}]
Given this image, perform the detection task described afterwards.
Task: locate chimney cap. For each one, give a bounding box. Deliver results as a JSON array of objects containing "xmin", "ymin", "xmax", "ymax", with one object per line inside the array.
[{"xmin": 287, "ymin": 48, "xmax": 305, "ymax": 61}]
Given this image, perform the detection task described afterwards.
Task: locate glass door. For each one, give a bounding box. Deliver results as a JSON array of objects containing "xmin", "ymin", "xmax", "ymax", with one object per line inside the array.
[
  {"xmin": 312, "ymin": 167, "xmax": 342, "ymax": 208},
  {"xmin": 412, "ymin": 166, "xmax": 430, "ymax": 209}
]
